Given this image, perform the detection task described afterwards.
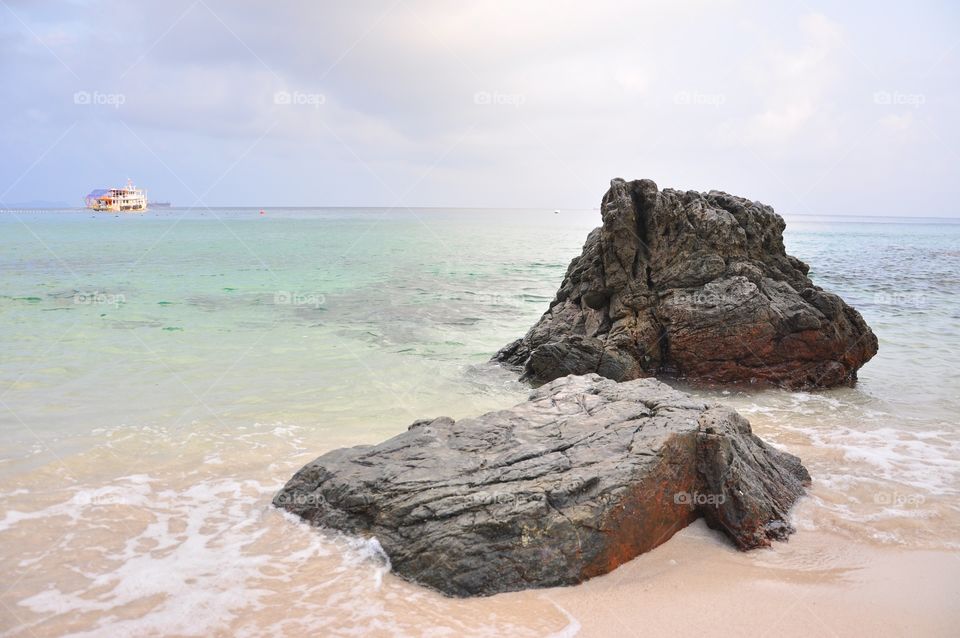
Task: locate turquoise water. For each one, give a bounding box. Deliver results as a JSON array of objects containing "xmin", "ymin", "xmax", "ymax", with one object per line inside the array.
[
  {"xmin": 0, "ymin": 208, "xmax": 587, "ymax": 461},
  {"xmin": 2, "ymin": 209, "xmax": 956, "ymax": 450},
  {"xmin": 1, "ymin": 208, "xmax": 958, "ymax": 636}
]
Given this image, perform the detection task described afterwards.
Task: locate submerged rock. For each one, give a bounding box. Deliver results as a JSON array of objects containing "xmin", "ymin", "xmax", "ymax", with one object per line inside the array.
[
  {"xmin": 274, "ymin": 374, "xmax": 810, "ymax": 597},
  {"xmin": 494, "ymin": 178, "xmax": 878, "ymax": 388}
]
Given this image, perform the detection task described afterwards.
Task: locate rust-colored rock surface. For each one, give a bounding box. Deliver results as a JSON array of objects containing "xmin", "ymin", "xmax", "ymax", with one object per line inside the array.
[
  {"xmin": 495, "ymin": 178, "xmax": 878, "ymax": 388},
  {"xmin": 275, "ymin": 374, "xmax": 810, "ymax": 597}
]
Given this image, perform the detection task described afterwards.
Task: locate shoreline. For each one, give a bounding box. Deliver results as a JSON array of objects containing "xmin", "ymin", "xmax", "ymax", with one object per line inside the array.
[
  {"xmin": 542, "ymin": 522, "xmax": 960, "ymax": 637},
  {"xmin": 1, "ymin": 209, "xmax": 957, "ymax": 636}
]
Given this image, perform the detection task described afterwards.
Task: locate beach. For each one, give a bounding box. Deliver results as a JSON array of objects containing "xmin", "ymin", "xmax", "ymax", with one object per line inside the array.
[{"xmin": 1, "ymin": 207, "xmax": 958, "ymax": 636}]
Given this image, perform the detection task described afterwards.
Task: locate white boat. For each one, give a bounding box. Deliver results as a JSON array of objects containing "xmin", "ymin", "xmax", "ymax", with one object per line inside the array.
[{"xmin": 85, "ymin": 179, "xmax": 148, "ymax": 212}]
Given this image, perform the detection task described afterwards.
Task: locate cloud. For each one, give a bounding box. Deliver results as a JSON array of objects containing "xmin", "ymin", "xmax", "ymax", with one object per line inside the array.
[
  {"xmin": 716, "ymin": 12, "xmax": 845, "ymax": 148},
  {"xmin": 0, "ymin": 1, "xmax": 957, "ymax": 213}
]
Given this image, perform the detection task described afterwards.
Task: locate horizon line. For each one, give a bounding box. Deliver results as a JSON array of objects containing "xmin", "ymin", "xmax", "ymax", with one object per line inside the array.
[{"xmin": 1, "ymin": 204, "xmax": 959, "ymax": 221}]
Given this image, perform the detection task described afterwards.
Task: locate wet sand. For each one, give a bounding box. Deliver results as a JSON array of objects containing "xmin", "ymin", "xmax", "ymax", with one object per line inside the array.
[
  {"xmin": 546, "ymin": 522, "xmax": 959, "ymax": 637},
  {"xmin": 4, "ymin": 438, "xmax": 957, "ymax": 637}
]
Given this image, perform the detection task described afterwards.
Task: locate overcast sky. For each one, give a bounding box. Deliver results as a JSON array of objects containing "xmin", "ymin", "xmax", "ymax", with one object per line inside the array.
[{"xmin": 1, "ymin": 0, "xmax": 957, "ymax": 214}]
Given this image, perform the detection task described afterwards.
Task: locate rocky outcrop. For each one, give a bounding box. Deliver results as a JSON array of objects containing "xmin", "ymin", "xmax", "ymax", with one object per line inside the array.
[
  {"xmin": 274, "ymin": 374, "xmax": 810, "ymax": 597},
  {"xmin": 495, "ymin": 178, "xmax": 878, "ymax": 388}
]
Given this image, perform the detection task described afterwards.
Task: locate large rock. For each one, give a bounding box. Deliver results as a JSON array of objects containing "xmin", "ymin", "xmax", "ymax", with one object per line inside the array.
[
  {"xmin": 274, "ymin": 374, "xmax": 810, "ymax": 597},
  {"xmin": 495, "ymin": 178, "xmax": 878, "ymax": 388}
]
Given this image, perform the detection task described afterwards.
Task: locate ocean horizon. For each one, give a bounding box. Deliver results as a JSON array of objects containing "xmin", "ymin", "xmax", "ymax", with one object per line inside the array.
[{"xmin": 3, "ymin": 205, "xmax": 960, "ymax": 220}]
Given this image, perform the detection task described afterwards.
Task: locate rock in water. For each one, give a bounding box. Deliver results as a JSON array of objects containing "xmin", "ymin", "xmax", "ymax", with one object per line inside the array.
[
  {"xmin": 274, "ymin": 374, "xmax": 810, "ymax": 597},
  {"xmin": 494, "ymin": 178, "xmax": 878, "ymax": 388}
]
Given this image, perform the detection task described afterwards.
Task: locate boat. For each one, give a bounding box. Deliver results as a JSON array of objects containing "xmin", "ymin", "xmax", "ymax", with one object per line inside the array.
[{"xmin": 84, "ymin": 179, "xmax": 148, "ymax": 212}]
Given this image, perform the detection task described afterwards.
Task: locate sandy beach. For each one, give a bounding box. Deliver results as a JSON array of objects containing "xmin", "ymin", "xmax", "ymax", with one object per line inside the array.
[
  {"xmin": 551, "ymin": 525, "xmax": 959, "ymax": 637},
  {"xmin": 5, "ymin": 437, "xmax": 958, "ymax": 637},
  {"xmin": 2, "ymin": 294, "xmax": 958, "ymax": 636}
]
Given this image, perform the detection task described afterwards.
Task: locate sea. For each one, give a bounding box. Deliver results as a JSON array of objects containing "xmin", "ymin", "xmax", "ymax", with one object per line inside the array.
[{"xmin": 1, "ymin": 207, "xmax": 958, "ymax": 636}]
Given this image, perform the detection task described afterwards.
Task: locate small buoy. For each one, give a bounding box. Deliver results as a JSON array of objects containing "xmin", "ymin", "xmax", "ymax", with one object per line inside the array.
[
  {"xmin": 259, "ymin": 209, "xmax": 265, "ymax": 215},
  {"xmin": 553, "ymin": 210, "xmax": 560, "ymax": 214}
]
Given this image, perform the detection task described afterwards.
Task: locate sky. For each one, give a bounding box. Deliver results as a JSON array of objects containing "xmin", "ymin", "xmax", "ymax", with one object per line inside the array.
[{"xmin": 1, "ymin": 0, "xmax": 958, "ymax": 214}]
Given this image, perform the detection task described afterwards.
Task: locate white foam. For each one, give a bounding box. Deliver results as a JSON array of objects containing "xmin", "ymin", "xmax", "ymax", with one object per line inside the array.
[
  {"xmin": 8, "ymin": 464, "xmax": 560, "ymax": 636},
  {"xmin": 542, "ymin": 596, "xmax": 582, "ymax": 638},
  {"xmin": 4, "ymin": 391, "xmax": 958, "ymax": 635},
  {"xmin": 725, "ymin": 389, "xmax": 960, "ymax": 547},
  {"xmin": 17, "ymin": 478, "xmax": 265, "ymax": 629}
]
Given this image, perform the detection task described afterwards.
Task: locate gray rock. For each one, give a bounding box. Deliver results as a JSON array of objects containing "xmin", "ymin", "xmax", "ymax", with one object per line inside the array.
[
  {"xmin": 274, "ymin": 374, "xmax": 810, "ymax": 597},
  {"xmin": 494, "ymin": 178, "xmax": 878, "ymax": 388}
]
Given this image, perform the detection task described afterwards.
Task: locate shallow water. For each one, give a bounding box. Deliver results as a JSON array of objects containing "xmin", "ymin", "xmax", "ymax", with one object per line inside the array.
[{"xmin": 1, "ymin": 207, "xmax": 958, "ymax": 636}]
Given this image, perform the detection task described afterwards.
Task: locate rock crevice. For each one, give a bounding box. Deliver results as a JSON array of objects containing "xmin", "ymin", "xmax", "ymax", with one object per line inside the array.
[{"xmin": 495, "ymin": 178, "xmax": 878, "ymax": 388}]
